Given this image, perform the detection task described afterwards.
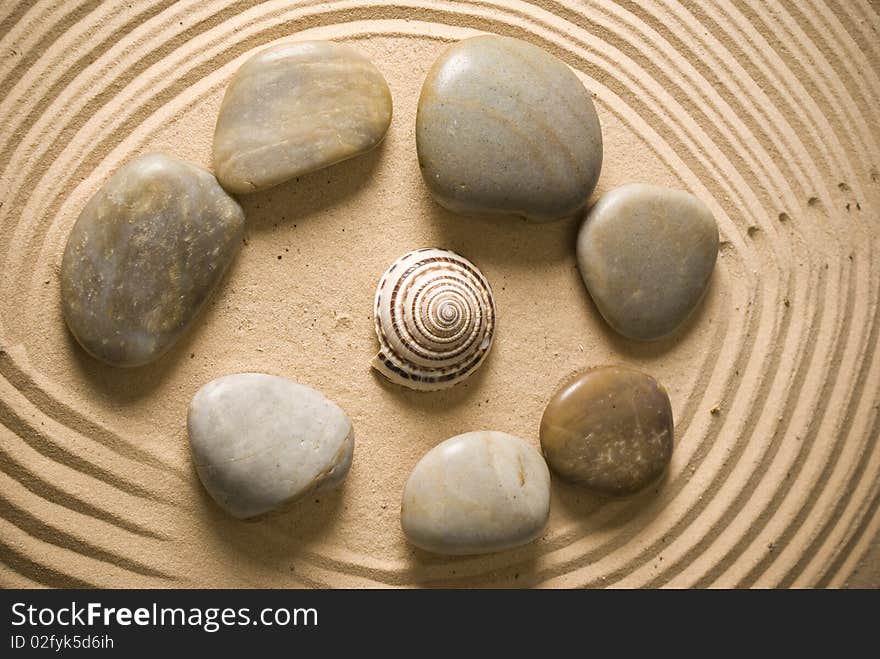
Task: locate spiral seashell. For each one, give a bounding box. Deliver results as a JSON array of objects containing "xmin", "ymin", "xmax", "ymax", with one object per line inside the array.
[{"xmin": 372, "ymin": 248, "xmax": 496, "ymax": 391}]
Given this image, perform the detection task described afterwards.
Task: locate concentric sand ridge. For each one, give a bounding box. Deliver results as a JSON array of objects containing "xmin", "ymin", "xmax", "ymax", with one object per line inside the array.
[{"xmin": 0, "ymin": 0, "xmax": 877, "ymax": 587}]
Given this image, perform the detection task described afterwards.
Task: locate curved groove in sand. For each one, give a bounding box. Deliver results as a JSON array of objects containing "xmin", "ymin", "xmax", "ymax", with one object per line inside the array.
[{"xmin": 0, "ymin": 0, "xmax": 877, "ymax": 587}]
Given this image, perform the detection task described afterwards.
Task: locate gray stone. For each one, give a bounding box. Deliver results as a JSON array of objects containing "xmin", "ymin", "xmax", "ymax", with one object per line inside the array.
[
  {"xmin": 401, "ymin": 431, "xmax": 550, "ymax": 555},
  {"xmin": 187, "ymin": 373, "xmax": 354, "ymax": 519},
  {"xmin": 576, "ymin": 183, "xmax": 719, "ymax": 340},
  {"xmin": 60, "ymin": 153, "xmax": 244, "ymax": 367},
  {"xmin": 540, "ymin": 366, "xmax": 673, "ymax": 496},
  {"xmin": 416, "ymin": 35, "xmax": 602, "ymax": 222},
  {"xmin": 213, "ymin": 40, "xmax": 392, "ymax": 194}
]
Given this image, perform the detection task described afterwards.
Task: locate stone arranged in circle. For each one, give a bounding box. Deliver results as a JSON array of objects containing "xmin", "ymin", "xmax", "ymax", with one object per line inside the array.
[
  {"xmin": 60, "ymin": 152, "xmax": 245, "ymax": 367},
  {"xmin": 401, "ymin": 430, "xmax": 550, "ymax": 555},
  {"xmin": 576, "ymin": 183, "xmax": 719, "ymax": 341},
  {"xmin": 540, "ymin": 366, "xmax": 673, "ymax": 496},
  {"xmin": 416, "ymin": 35, "xmax": 603, "ymax": 222},
  {"xmin": 213, "ymin": 40, "xmax": 393, "ymax": 194},
  {"xmin": 187, "ymin": 373, "xmax": 354, "ymax": 519}
]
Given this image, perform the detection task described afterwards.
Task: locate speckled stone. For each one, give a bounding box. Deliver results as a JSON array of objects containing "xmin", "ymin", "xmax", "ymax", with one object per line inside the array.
[
  {"xmin": 188, "ymin": 373, "xmax": 354, "ymax": 519},
  {"xmin": 213, "ymin": 40, "xmax": 392, "ymax": 194},
  {"xmin": 540, "ymin": 366, "xmax": 673, "ymax": 496},
  {"xmin": 401, "ymin": 431, "xmax": 550, "ymax": 555},
  {"xmin": 576, "ymin": 183, "xmax": 719, "ymax": 341},
  {"xmin": 60, "ymin": 153, "xmax": 244, "ymax": 367},
  {"xmin": 416, "ymin": 35, "xmax": 603, "ymax": 222}
]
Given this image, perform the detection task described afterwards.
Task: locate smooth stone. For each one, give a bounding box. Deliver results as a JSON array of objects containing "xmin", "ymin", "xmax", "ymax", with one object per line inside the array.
[
  {"xmin": 416, "ymin": 35, "xmax": 602, "ymax": 222},
  {"xmin": 213, "ymin": 40, "xmax": 392, "ymax": 193},
  {"xmin": 187, "ymin": 373, "xmax": 354, "ymax": 519},
  {"xmin": 401, "ymin": 431, "xmax": 550, "ymax": 555},
  {"xmin": 576, "ymin": 183, "xmax": 719, "ymax": 341},
  {"xmin": 61, "ymin": 153, "xmax": 244, "ymax": 367},
  {"xmin": 540, "ymin": 366, "xmax": 673, "ymax": 496}
]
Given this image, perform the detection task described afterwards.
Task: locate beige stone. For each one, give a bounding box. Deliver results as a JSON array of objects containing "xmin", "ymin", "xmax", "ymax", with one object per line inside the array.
[
  {"xmin": 213, "ymin": 40, "xmax": 392, "ymax": 194},
  {"xmin": 401, "ymin": 431, "xmax": 550, "ymax": 555}
]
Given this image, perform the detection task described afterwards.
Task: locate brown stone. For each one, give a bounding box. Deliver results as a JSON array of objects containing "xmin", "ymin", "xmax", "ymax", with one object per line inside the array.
[{"xmin": 540, "ymin": 365, "xmax": 673, "ymax": 496}]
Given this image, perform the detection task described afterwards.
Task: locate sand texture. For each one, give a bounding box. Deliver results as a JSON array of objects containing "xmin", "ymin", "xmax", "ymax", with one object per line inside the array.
[{"xmin": 1, "ymin": 1, "xmax": 879, "ymax": 588}]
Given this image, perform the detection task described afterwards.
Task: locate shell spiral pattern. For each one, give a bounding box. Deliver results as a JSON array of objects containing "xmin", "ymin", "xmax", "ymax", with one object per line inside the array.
[
  {"xmin": 372, "ymin": 248, "xmax": 495, "ymax": 391},
  {"xmin": 0, "ymin": 1, "xmax": 878, "ymax": 588}
]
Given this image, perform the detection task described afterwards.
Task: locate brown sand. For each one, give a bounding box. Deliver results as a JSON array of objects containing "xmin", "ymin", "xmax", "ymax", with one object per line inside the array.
[{"xmin": 1, "ymin": 1, "xmax": 878, "ymax": 588}]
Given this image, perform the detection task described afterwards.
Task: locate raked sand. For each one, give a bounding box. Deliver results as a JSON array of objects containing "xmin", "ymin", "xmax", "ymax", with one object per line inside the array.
[{"xmin": 0, "ymin": 1, "xmax": 878, "ymax": 588}]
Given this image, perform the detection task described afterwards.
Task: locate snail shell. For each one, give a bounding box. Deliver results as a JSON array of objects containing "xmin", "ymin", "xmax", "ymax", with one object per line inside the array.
[{"xmin": 371, "ymin": 248, "xmax": 496, "ymax": 391}]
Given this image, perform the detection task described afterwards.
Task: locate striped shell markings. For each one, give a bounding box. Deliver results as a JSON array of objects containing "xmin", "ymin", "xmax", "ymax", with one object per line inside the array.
[
  {"xmin": 372, "ymin": 248, "xmax": 496, "ymax": 391},
  {"xmin": 0, "ymin": 0, "xmax": 878, "ymax": 588}
]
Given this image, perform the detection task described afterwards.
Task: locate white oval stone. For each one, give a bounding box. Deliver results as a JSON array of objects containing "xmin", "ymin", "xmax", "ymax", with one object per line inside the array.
[
  {"xmin": 401, "ymin": 431, "xmax": 550, "ymax": 555},
  {"xmin": 187, "ymin": 373, "xmax": 354, "ymax": 519}
]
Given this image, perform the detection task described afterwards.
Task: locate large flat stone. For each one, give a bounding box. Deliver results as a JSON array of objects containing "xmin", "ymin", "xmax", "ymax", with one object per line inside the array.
[{"xmin": 416, "ymin": 35, "xmax": 603, "ymax": 222}]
